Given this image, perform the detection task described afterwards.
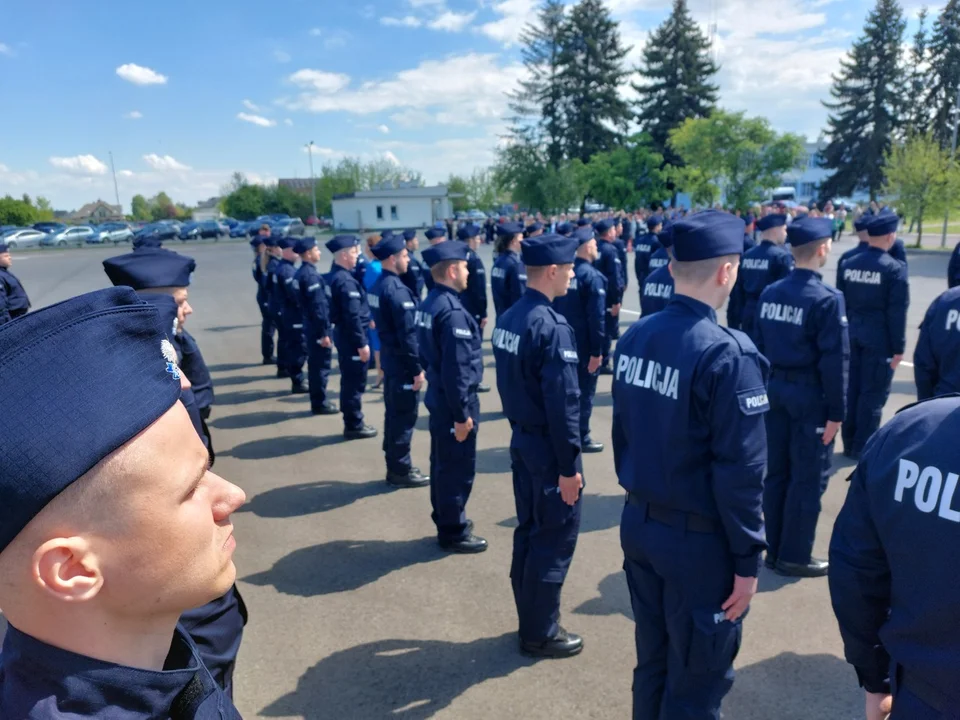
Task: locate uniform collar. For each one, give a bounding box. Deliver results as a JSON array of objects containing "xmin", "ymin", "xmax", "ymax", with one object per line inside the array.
[
  {"xmin": 281, "ymin": 258, "xmax": 295, "ymax": 265},
  {"xmin": 574, "ymin": 257, "xmax": 590, "ymax": 267},
  {"xmin": 523, "ymin": 288, "xmax": 551, "ymax": 306},
  {"xmin": 791, "ymin": 267, "xmax": 822, "ymax": 281},
  {"xmin": 435, "ymin": 283, "xmax": 460, "ymax": 297},
  {"xmin": 382, "ymin": 269, "xmax": 398, "ymax": 278},
  {"xmin": 670, "ymin": 293, "xmax": 717, "ymax": 322},
  {"xmin": 0, "ymin": 624, "xmax": 212, "ymax": 717}
]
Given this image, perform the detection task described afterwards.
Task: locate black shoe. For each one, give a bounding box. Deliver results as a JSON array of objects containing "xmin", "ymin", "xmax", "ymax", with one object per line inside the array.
[
  {"xmin": 312, "ymin": 402, "xmax": 339, "ymax": 416},
  {"xmin": 262, "ymin": 356, "xmax": 276, "ymax": 365},
  {"xmin": 520, "ymin": 627, "xmax": 583, "ymax": 658},
  {"xmin": 438, "ymin": 534, "xmax": 488, "ymax": 554},
  {"xmin": 776, "ymin": 558, "xmax": 829, "ymax": 578},
  {"xmin": 343, "ymin": 424, "xmax": 378, "ymax": 440},
  {"xmin": 276, "ymin": 369, "xmax": 290, "ymax": 379},
  {"xmin": 291, "ymin": 383, "xmax": 309, "ymax": 394},
  {"xmin": 477, "ymin": 383, "xmax": 491, "ymax": 393},
  {"xmin": 386, "ymin": 469, "xmax": 430, "ymax": 488},
  {"xmin": 763, "ymin": 555, "xmax": 777, "ymax": 570},
  {"xmin": 597, "ymin": 365, "xmax": 613, "ymax": 375},
  {"xmin": 581, "ymin": 439, "xmax": 604, "ymax": 453}
]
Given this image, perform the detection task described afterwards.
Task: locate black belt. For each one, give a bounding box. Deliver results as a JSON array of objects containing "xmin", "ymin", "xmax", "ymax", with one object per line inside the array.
[
  {"xmin": 626, "ymin": 493, "xmax": 718, "ymax": 534},
  {"xmin": 898, "ymin": 666, "xmax": 958, "ymax": 714},
  {"xmin": 771, "ymin": 368, "xmax": 820, "ymax": 385}
]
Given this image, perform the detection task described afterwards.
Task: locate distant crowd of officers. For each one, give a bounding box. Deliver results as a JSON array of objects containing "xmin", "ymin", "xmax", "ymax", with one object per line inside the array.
[{"xmin": 1, "ymin": 199, "xmax": 959, "ymax": 718}]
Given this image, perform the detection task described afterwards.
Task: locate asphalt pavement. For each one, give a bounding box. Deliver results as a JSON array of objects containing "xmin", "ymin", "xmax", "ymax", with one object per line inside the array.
[{"xmin": 3, "ymin": 234, "xmax": 950, "ymax": 719}]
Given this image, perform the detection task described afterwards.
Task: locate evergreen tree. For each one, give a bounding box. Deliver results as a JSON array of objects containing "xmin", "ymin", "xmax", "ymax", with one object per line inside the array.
[
  {"xmin": 905, "ymin": 7, "xmax": 932, "ymax": 135},
  {"xmin": 819, "ymin": 0, "xmax": 906, "ymax": 200},
  {"xmin": 555, "ymin": 0, "xmax": 632, "ymax": 164},
  {"xmin": 632, "ymin": 0, "xmax": 719, "ymax": 167},
  {"xmin": 507, "ymin": 0, "xmax": 568, "ymax": 168},
  {"xmin": 926, "ymin": 0, "xmax": 960, "ymax": 148}
]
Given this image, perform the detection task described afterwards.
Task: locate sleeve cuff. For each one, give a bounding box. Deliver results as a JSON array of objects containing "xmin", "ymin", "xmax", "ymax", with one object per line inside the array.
[
  {"xmin": 855, "ymin": 667, "xmax": 890, "ymax": 694},
  {"xmin": 734, "ymin": 553, "xmax": 762, "ymax": 578}
]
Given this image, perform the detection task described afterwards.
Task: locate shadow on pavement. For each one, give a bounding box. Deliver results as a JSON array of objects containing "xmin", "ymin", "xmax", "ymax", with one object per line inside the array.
[
  {"xmin": 891, "ymin": 379, "xmax": 917, "ymax": 397},
  {"xmin": 215, "ymin": 389, "xmax": 282, "ymax": 406},
  {"xmin": 207, "ymin": 362, "xmax": 264, "ymax": 373},
  {"xmin": 260, "ymin": 633, "xmax": 533, "ymax": 720},
  {"xmin": 756, "ymin": 566, "xmax": 802, "ymax": 594},
  {"xmin": 221, "ymin": 434, "xmax": 344, "ymax": 460},
  {"xmin": 210, "ymin": 410, "xmax": 303, "ymax": 430},
  {"xmin": 573, "ymin": 571, "xmax": 631, "ymax": 620},
  {"xmin": 205, "ymin": 324, "xmax": 260, "ymax": 333},
  {"xmin": 238, "ymin": 480, "xmax": 394, "ymax": 518},
  {"xmin": 476, "ymin": 447, "xmax": 512, "ymax": 474},
  {"xmin": 209, "ymin": 374, "xmax": 273, "ymax": 388},
  {"xmin": 242, "ymin": 537, "xmax": 444, "ymax": 596}
]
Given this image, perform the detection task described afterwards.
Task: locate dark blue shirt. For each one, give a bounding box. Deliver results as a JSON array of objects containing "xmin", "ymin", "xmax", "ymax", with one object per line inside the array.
[
  {"xmin": 840, "ymin": 246, "xmax": 909, "ymax": 356},
  {"xmin": 633, "ymin": 232, "xmax": 661, "ymax": 286},
  {"xmin": 252, "ymin": 256, "xmax": 268, "ymax": 307},
  {"xmin": 914, "ymin": 286, "xmax": 960, "ymax": 400},
  {"xmin": 743, "ymin": 233, "xmax": 757, "ymax": 253},
  {"xmin": 835, "ymin": 242, "xmax": 868, "ymax": 296},
  {"xmin": 0, "ymin": 267, "xmax": 29, "ymax": 325},
  {"xmin": 0, "ymin": 624, "xmax": 241, "ymax": 719},
  {"xmin": 416, "ymin": 284, "xmax": 483, "ymax": 422},
  {"xmin": 611, "ymin": 295, "xmax": 769, "ymax": 577},
  {"xmin": 553, "ymin": 257, "xmax": 607, "ymax": 361},
  {"xmin": 640, "ymin": 264, "xmax": 674, "ymax": 317},
  {"xmin": 948, "ymin": 242, "xmax": 960, "ymax": 289},
  {"xmin": 294, "ymin": 261, "xmax": 331, "ymax": 338},
  {"xmin": 596, "ymin": 240, "xmax": 624, "ymax": 307},
  {"xmin": 371, "ymin": 269, "xmax": 421, "ymax": 379},
  {"xmin": 177, "ymin": 329, "xmax": 214, "ymax": 412},
  {"xmin": 829, "ymin": 395, "xmax": 960, "ymax": 694},
  {"xmin": 493, "ymin": 289, "xmax": 581, "ymax": 477},
  {"xmin": 328, "ymin": 264, "xmax": 370, "ymax": 352},
  {"xmin": 491, "ymin": 250, "xmax": 526, "ymax": 318},
  {"xmin": 727, "ymin": 240, "xmax": 794, "ymax": 331},
  {"xmin": 614, "ymin": 238, "xmax": 628, "ymax": 293},
  {"xmin": 647, "ymin": 246, "xmax": 670, "ymax": 275},
  {"xmin": 400, "ymin": 254, "xmax": 426, "ymax": 301},
  {"xmin": 461, "ymin": 247, "xmax": 488, "ymax": 325},
  {"xmin": 754, "ymin": 269, "xmax": 850, "ymax": 422},
  {"xmin": 274, "ymin": 259, "xmax": 302, "ymax": 327}
]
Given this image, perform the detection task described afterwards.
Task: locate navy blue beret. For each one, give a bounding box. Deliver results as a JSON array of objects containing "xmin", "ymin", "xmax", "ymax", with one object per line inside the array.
[
  {"xmin": 756, "ymin": 214, "xmax": 787, "ymax": 231},
  {"xmin": 556, "ymin": 222, "xmax": 574, "ymax": 237},
  {"xmin": 133, "ymin": 234, "xmax": 163, "ymax": 250},
  {"xmin": 372, "ymin": 233, "xmax": 405, "ymax": 260},
  {"xmin": 524, "ymin": 222, "xmax": 543, "ymax": 235},
  {"xmin": 0, "ymin": 242, "xmax": 7, "ymax": 253},
  {"xmin": 403, "ymin": 229, "xmax": 417, "ymax": 241},
  {"xmin": 868, "ymin": 213, "xmax": 898, "ymax": 236},
  {"xmin": 294, "ymin": 237, "xmax": 317, "ymax": 254},
  {"xmin": 380, "ymin": 229, "xmax": 394, "ymax": 238},
  {"xmin": 425, "ymin": 228, "xmax": 446, "ymax": 241},
  {"xmin": 262, "ymin": 235, "xmax": 277, "ymax": 248},
  {"xmin": 657, "ymin": 223, "xmax": 675, "ymax": 249},
  {"xmin": 249, "ymin": 236, "xmax": 264, "ymax": 248},
  {"xmin": 786, "ymin": 217, "xmax": 834, "ymax": 246},
  {"xmin": 594, "ymin": 219, "xmax": 614, "ymax": 234},
  {"xmin": 0, "ymin": 287, "xmax": 182, "ymax": 552},
  {"xmin": 574, "ymin": 226, "xmax": 595, "ymax": 246},
  {"xmin": 422, "ymin": 240, "xmax": 469, "ymax": 267},
  {"xmin": 497, "ymin": 221, "xmax": 524, "ymax": 236},
  {"xmin": 743, "ymin": 213, "xmax": 756, "ymax": 225},
  {"xmin": 275, "ymin": 236, "xmax": 294, "ymax": 250},
  {"xmin": 646, "ymin": 215, "xmax": 663, "ymax": 230},
  {"xmin": 457, "ymin": 224, "xmax": 481, "ymax": 240},
  {"xmin": 325, "ymin": 235, "xmax": 360, "ymax": 253},
  {"xmin": 853, "ymin": 215, "xmax": 872, "ymax": 232},
  {"xmin": 521, "ymin": 233, "xmax": 577, "ymax": 266},
  {"xmin": 672, "ymin": 210, "xmax": 746, "ymax": 262},
  {"xmin": 576, "ymin": 218, "xmax": 591, "ymax": 227},
  {"xmin": 104, "ymin": 250, "xmax": 196, "ymax": 289}
]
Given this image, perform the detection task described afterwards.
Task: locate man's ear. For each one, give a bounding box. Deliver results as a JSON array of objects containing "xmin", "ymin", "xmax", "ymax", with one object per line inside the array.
[{"xmin": 33, "ymin": 536, "xmax": 104, "ymax": 603}]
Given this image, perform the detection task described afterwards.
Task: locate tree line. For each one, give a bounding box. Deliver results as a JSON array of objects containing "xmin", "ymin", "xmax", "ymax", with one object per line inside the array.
[{"xmin": 0, "ymin": 195, "xmax": 55, "ymax": 226}]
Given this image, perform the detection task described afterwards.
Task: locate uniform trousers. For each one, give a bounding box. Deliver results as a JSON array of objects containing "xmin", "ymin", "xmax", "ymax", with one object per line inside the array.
[
  {"xmin": 275, "ymin": 319, "xmax": 288, "ymax": 374},
  {"xmin": 383, "ymin": 372, "xmax": 420, "ymax": 476},
  {"xmin": 335, "ymin": 333, "xmax": 368, "ymax": 430},
  {"xmin": 179, "ymin": 585, "xmax": 248, "ymax": 700},
  {"xmin": 306, "ymin": 331, "xmax": 333, "ymax": 411},
  {"xmin": 843, "ymin": 339, "xmax": 894, "ymax": 454},
  {"xmin": 578, "ymin": 363, "xmax": 599, "ymax": 441},
  {"xmin": 428, "ymin": 396, "xmax": 479, "ymax": 542},
  {"xmin": 259, "ymin": 302, "xmax": 275, "ymax": 361},
  {"xmin": 763, "ymin": 375, "xmax": 834, "ymax": 565},
  {"xmin": 621, "ymin": 499, "xmax": 741, "ymax": 720},
  {"xmin": 282, "ymin": 322, "xmax": 306, "ymax": 385},
  {"xmin": 602, "ymin": 310, "xmax": 618, "ymax": 365},
  {"xmin": 740, "ymin": 301, "xmax": 759, "ymax": 345},
  {"xmin": 509, "ymin": 431, "xmax": 582, "ymax": 643}
]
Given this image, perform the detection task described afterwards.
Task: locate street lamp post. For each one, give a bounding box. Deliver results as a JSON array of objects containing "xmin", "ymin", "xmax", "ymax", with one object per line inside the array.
[
  {"xmin": 306, "ymin": 141, "xmax": 318, "ymax": 221},
  {"xmin": 941, "ymin": 82, "xmax": 960, "ymax": 248}
]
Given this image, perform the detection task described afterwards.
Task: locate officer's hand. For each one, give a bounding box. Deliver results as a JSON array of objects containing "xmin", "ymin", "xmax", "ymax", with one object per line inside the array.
[
  {"xmin": 611, "ymin": 303, "xmax": 621, "ymax": 317},
  {"xmin": 320, "ymin": 336, "xmax": 332, "ymax": 348},
  {"xmin": 721, "ymin": 574, "xmax": 757, "ymax": 622},
  {"xmin": 369, "ymin": 319, "xmax": 376, "ymax": 330},
  {"xmin": 454, "ymin": 417, "xmax": 474, "ymax": 442},
  {"xmin": 358, "ymin": 345, "xmax": 371, "ymax": 363},
  {"xmin": 558, "ymin": 473, "xmax": 583, "ymax": 506},
  {"xmin": 180, "ymin": 373, "xmax": 193, "ymax": 390},
  {"xmin": 587, "ymin": 355, "xmax": 602, "ymax": 374},
  {"xmin": 823, "ymin": 420, "xmax": 841, "ymax": 446},
  {"xmin": 412, "ymin": 371, "xmax": 425, "ymax": 392},
  {"xmin": 890, "ymin": 354, "xmax": 903, "ymax": 370},
  {"xmin": 865, "ymin": 692, "xmax": 893, "ymax": 720},
  {"xmin": 480, "ymin": 318, "xmax": 487, "ymax": 329}
]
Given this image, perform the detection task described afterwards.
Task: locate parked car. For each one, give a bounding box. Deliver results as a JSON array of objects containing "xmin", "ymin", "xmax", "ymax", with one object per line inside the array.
[
  {"xmin": 179, "ymin": 222, "xmax": 202, "ymax": 241},
  {"xmin": 33, "ymin": 222, "xmax": 67, "ymax": 235},
  {"xmin": 2, "ymin": 228, "xmax": 46, "ymax": 249},
  {"xmin": 221, "ymin": 217, "xmax": 240, "ymax": 229},
  {"xmin": 268, "ymin": 213, "xmax": 290, "ymax": 222},
  {"xmin": 231, "ymin": 220, "xmax": 260, "ymax": 238},
  {"xmin": 42, "ymin": 226, "xmax": 95, "ymax": 246},
  {"xmin": 134, "ymin": 223, "xmax": 179, "ymax": 243},
  {"xmin": 272, "ymin": 218, "xmax": 305, "ymax": 237},
  {"xmin": 90, "ymin": 222, "xmax": 135, "ymax": 244}
]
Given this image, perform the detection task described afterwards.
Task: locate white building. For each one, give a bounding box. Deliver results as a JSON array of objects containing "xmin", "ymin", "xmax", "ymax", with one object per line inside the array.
[
  {"xmin": 331, "ymin": 184, "xmax": 455, "ymax": 232},
  {"xmin": 193, "ymin": 197, "xmax": 223, "ymax": 221},
  {"xmin": 781, "ymin": 141, "xmax": 871, "ymax": 205}
]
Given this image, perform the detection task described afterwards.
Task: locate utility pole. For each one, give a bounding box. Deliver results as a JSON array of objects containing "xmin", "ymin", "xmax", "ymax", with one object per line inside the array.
[
  {"xmin": 306, "ymin": 141, "xmax": 318, "ymax": 220},
  {"xmin": 108, "ymin": 151, "xmax": 121, "ymax": 217},
  {"xmin": 941, "ymin": 77, "xmax": 960, "ymax": 248}
]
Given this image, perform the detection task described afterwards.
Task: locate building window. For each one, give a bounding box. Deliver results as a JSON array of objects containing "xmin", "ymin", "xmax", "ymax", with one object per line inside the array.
[
  {"xmin": 390, "ymin": 205, "xmax": 398, "ymax": 220},
  {"xmin": 376, "ymin": 205, "xmax": 383, "ymax": 220}
]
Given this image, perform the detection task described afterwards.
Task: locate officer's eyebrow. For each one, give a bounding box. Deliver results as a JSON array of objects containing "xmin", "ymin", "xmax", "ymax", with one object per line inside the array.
[{"xmin": 184, "ymin": 457, "xmax": 211, "ymax": 498}]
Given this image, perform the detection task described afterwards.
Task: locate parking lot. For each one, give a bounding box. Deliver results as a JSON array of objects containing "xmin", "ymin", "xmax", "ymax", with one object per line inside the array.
[{"xmin": 3, "ymin": 234, "xmax": 950, "ymax": 719}]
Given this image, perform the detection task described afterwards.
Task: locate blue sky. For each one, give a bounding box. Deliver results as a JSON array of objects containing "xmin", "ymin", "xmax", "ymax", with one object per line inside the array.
[{"xmin": 0, "ymin": 0, "xmax": 930, "ymax": 212}]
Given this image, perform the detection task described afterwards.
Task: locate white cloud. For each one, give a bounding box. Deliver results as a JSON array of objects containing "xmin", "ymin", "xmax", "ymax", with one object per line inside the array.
[
  {"xmin": 428, "ymin": 10, "xmax": 476, "ymax": 32},
  {"xmin": 383, "ymin": 151, "xmax": 401, "ymax": 166},
  {"xmin": 124, "ymin": 110, "xmax": 143, "ymax": 120},
  {"xmin": 308, "ymin": 27, "xmax": 323, "ymax": 36},
  {"xmin": 49, "ymin": 155, "xmax": 108, "ymax": 175},
  {"xmin": 274, "ymin": 50, "xmax": 292, "ymax": 63},
  {"xmin": 407, "ymin": 0, "xmax": 444, "ymax": 6},
  {"xmin": 0, "ymin": 43, "xmax": 13, "ymax": 56},
  {"xmin": 287, "ymin": 68, "xmax": 351, "ymax": 94},
  {"xmin": 237, "ymin": 112, "xmax": 277, "ymax": 127},
  {"xmin": 302, "ymin": 145, "xmax": 346, "ymax": 160},
  {"xmin": 117, "ymin": 169, "xmax": 135, "ymax": 178},
  {"xmin": 115, "ymin": 63, "xmax": 168, "ymax": 86},
  {"xmin": 143, "ymin": 154, "xmax": 191, "ymax": 171},
  {"xmin": 382, "ymin": 15, "xmax": 423, "ymax": 27},
  {"xmin": 377, "ymin": 124, "xmax": 390, "ymax": 134},
  {"xmin": 479, "ymin": 0, "xmax": 538, "ymax": 46},
  {"xmin": 284, "ymin": 118, "xmax": 294, "ymax": 126},
  {"xmin": 372, "ymin": 136, "xmax": 499, "ymax": 183},
  {"xmin": 242, "ymin": 99, "xmax": 261, "ymax": 111}
]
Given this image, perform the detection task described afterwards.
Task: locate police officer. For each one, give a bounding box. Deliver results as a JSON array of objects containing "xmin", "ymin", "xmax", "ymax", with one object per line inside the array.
[
  {"xmin": 948, "ymin": 239, "xmax": 960, "ymax": 288},
  {"xmin": 274, "ymin": 237, "xmax": 308, "ymax": 394},
  {"xmin": 295, "ymin": 237, "xmax": 338, "ymax": 416},
  {"xmin": 840, "ymin": 212, "xmax": 909, "ymax": 459},
  {"xmin": 525, "ymin": 221, "xmax": 544, "ymax": 238},
  {"xmin": 0, "ymin": 240, "xmax": 30, "ymax": 325},
  {"xmin": 418, "ymin": 241, "xmax": 487, "ymax": 552},
  {"xmin": 250, "ymin": 235, "xmax": 276, "ymax": 364},
  {"xmin": 754, "ymin": 216, "xmax": 849, "ymax": 578},
  {"xmin": 876, "ymin": 208, "xmax": 908, "ymax": 264},
  {"xmin": 742, "ymin": 213, "xmax": 757, "ymax": 252},
  {"xmin": 400, "ymin": 229, "xmax": 426, "ymax": 301},
  {"xmin": 491, "ymin": 221, "xmax": 527, "ymax": 318},
  {"xmin": 612, "ymin": 210, "xmax": 768, "ymax": 718},
  {"xmin": 493, "ymin": 233, "xmax": 584, "ymax": 658},
  {"xmin": 829, "ymin": 395, "xmax": 960, "ymax": 720},
  {"xmin": 646, "ymin": 221, "xmax": 671, "ymax": 277},
  {"xmin": 553, "ymin": 226, "xmax": 606, "ymax": 453},
  {"xmin": 633, "ymin": 215, "xmax": 663, "ymax": 292},
  {"xmin": 267, "ymin": 237, "xmax": 290, "ymax": 379},
  {"xmin": 556, "ymin": 221, "xmax": 574, "ymax": 237},
  {"xmin": 327, "ymin": 235, "xmax": 378, "ymax": 440},
  {"xmin": 594, "ymin": 218, "xmax": 624, "ymax": 373},
  {"xmin": 369, "ymin": 233, "xmax": 429, "ymax": 488},
  {"xmin": 640, "ymin": 223, "xmax": 675, "ymax": 316},
  {"xmin": 0, "ymin": 287, "xmax": 244, "ymax": 718},
  {"xmin": 913, "ymin": 283, "xmax": 960, "ymax": 400},
  {"xmin": 836, "ymin": 215, "xmax": 873, "ymax": 297},
  {"xmin": 420, "ymin": 228, "xmax": 447, "ymax": 293},
  {"xmin": 727, "ymin": 213, "xmax": 794, "ymax": 340},
  {"xmin": 613, "ymin": 217, "xmax": 629, "ymax": 296},
  {"xmin": 458, "ymin": 223, "xmax": 491, "ymax": 393}
]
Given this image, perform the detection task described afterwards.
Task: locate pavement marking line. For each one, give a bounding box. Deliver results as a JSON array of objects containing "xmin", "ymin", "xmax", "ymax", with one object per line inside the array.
[
  {"xmin": 620, "ymin": 309, "xmax": 640, "ymax": 316},
  {"xmin": 900, "ymin": 361, "xmax": 915, "ymax": 368}
]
